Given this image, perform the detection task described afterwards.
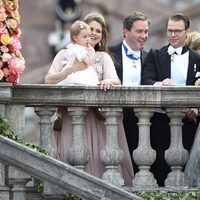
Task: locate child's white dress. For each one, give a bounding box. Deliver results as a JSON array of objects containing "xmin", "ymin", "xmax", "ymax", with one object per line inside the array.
[{"xmin": 57, "ymin": 43, "xmax": 99, "ymax": 86}]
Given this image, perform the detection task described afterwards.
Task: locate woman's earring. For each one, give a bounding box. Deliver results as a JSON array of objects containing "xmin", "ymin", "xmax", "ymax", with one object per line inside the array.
[{"xmin": 99, "ymin": 41, "xmax": 101, "ymax": 47}]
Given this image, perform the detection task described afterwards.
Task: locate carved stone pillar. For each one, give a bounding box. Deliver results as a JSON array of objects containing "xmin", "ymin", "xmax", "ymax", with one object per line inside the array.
[
  {"xmin": 132, "ymin": 108, "xmax": 158, "ymax": 189},
  {"xmin": 165, "ymin": 108, "xmax": 188, "ymax": 187},
  {"xmin": 35, "ymin": 106, "xmax": 64, "ymax": 198},
  {"xmin": 100, "ymin": 107, "xmax": 124, "ymax": 186},
  {"xmin": 35, "ymin": 107, "xmax": 57, "ymax": 158},
  {"xmin": 67, "ymin": 107, "xmax": 89, "ymax": 170},
  {"xmin": 5, "ymin": 105, "xmax": 30, "ymax": 200},
  {"xmin": 0, "ymin": 105, "xmax": 5, "ymax": 116},
  {"xmin": 197, "ymin": 146, "xmax": 200, "ymax": 187},
  {"xmin": 0, "ymin": 104, "xmax": 9, "ymax": 200}
]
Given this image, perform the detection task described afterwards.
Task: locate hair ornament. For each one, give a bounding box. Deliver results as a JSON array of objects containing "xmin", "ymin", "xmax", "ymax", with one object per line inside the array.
[
  {"xmin": 192, "ymin": 34, "xmax": 200, "ymax": 42},
  {"xmin": 79, "ymin": 23, "xmax": 84, "ymax": 29}
]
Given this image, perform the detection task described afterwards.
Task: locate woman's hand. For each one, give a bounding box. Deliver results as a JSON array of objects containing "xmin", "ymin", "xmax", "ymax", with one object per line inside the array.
[
  {"xmin": 195, "ymin": 78, "xmax": 200, "ymax": 86},
  {"xmin": 98, "ymin": 79, "xmax": 114, "ymax": 91},
  {"xmin": 62, "ymin": 60, "xmax": 88, "ymax": 77}
]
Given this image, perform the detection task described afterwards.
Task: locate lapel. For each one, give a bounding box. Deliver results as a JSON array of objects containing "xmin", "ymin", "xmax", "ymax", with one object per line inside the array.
[
  {"xmin": 186, "ymin": 49, "xmax": 198, "ymax": 85},
  {"xmin": 112, "ymin": 43, "xmax": 123, "ymax": 82},
  {"xmin": 141, "ymin": 50, "xmax": 147, "ymax": 73},
  {"xmin": 158, "ymin": 45, "xmax": 171, "ymax": 79}
]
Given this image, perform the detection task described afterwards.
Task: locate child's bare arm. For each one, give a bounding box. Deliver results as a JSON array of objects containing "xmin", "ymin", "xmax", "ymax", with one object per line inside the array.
[{"xmin": 82, "ymin": 44, "xmax": 95, "ymax": 66}]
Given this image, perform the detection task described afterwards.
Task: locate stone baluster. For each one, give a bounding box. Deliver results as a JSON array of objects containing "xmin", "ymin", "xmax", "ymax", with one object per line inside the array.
[
  {"xmin": 35, "ymin": 107, "xmax": 57, "ymax": 158},
  {"xmin": 67, "ymin": 107, "xmax": 89, "ymax": 170},
  {"xmin": 132, "ymin": 108, "xmax": 158, "ymax": 189},
  {"xmin": 197, "ymin": 145, "xmax": 200, "ymax": 187},
  {"xmin": 35, "ymin": 106, "xmax": 65, "ymax": 199},
  {"xmin": 165, "ymin": 108, "xmax": 188, "ymax": 187},
  {"xmin": 5, "ymin": 105, "xmax": 30, "ymax": 200},
  {"xmin": 0, "ymin": 105, "xmax": 9, "ymax": 200},
  {"xmin": 0, "ymin": 105, "xmax": 5, "ymax": 115},
  {"xmin": 100, "ymin": 107, "xmax": 124, "ymax": 186}
]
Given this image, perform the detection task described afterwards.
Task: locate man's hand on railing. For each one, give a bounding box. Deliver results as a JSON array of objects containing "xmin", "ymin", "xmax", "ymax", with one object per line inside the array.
[
  {"xmin": 195, "ymin": 78, "xmax": 200, "ymax": 86},
  {"xmin": 185, "ymin": 108, "xmax": 198, "ymax": 121}
]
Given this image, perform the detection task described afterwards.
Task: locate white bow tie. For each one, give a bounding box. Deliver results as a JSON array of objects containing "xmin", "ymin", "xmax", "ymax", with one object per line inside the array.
[{"xmin": 167, "ymin": 45, "xmax": 182, "ymax": 55}]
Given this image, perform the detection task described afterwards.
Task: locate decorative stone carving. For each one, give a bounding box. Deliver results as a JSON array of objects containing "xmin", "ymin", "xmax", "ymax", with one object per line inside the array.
[
  {"xmin": 132, "ymin": 108, "xmax": 158, "ymax": 189},
  {"xmin": 100, "ymin": 107, "xmax": 124, "ymax": 186},
  {"xmin": 165, "ymin": 108, "xmax": 188, "ymax": 187},
  {"xmin": 67, "ymin": 107, "xmax": 89, "ymax": 170},
  {"xmin": 5, "ymin": 105, "xmax": 30, "ymax": 200}
]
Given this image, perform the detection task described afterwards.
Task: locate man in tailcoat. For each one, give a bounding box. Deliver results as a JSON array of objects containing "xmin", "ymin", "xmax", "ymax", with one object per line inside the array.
[
  {"xmin": 109, "ymin": 12, "xmax": 150, "ymax": 174},
  {"xmin": 141, "ymin": 13, "xmax": 200, "ymax": 186}
]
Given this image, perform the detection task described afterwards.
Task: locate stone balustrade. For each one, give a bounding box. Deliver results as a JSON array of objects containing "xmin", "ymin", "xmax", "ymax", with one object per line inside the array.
[{"xmin": 0, "ymin": 83, "xmax": 200, "ymax": 199}]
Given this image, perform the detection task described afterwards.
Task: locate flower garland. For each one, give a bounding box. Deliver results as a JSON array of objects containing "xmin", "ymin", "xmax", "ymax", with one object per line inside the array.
[{"xmin": 0, "ymin": 0, "xmax": 25, "ymax": 84}]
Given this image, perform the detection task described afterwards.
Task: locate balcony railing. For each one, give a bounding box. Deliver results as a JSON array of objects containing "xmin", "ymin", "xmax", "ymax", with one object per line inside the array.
[{"xmin": 0, "ymin": 83, "xmax": 200, "ymax": 200}]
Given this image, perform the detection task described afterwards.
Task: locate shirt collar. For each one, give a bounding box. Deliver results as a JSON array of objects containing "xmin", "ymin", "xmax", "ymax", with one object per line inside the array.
[{"xmin": 123, "ymin": 40, "xmax": 141, "ymax": 58}]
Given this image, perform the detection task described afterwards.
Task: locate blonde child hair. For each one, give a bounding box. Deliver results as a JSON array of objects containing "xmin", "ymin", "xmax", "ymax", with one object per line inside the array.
[
  {"xmin": 70, "ymin": 20, "xmax": 90, "ymax": 43},
  {"xmin": 186, "ymin": 31, "xmax": 200, "ymax": 50}
]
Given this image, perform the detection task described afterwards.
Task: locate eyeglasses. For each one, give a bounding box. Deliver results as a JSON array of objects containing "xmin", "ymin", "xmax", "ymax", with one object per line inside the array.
[{"xmin": 167, "ymin": 29, "xmax": 185, "ymax": 35}]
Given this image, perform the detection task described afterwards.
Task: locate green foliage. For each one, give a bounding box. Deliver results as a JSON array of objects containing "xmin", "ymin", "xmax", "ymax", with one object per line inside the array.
[
  {"xmin": 0, "ymin": 114, "xmax": 47, "ymax": 193},
  {"xmin": 0, "ymin": 114, "xmax": 47, "ymax": 155},
  {"xmin": 133, "ymin": 189, "xmax": 200, "ymax": 200},
  {"xmin": 49, "ymin": 189, "xmax": 200, "ymax": 200},
  {"xmin": 63, "ymin": 193, "xmax": 81, "ymax": 200}
]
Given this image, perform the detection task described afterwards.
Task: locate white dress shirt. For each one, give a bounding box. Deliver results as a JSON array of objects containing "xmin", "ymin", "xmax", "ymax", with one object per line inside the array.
[{"xmin": 122, "ymin": 40, "xmax": 141, "ymax": 86}]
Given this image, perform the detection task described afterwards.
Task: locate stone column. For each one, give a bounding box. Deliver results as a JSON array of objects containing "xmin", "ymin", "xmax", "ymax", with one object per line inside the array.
[
  {"xmin": 132, "ymin": 108, "xmax": 158, "ymax": 189},
  {"xmin": 0, "ymin": 105, "xmax": 5, "ymax": 116},
  {"xmin": 197, "ymin": 146, "xmax": 200, "ymax": 187},
  {"xmin": 100, "ymin": 107, "xmax": 124, "ymax": 186},
  {"xmin": 5, "ymin": 105, "xmax": 30, "ymax": 200},
  {"xmin": 35, "ymin": 107, "xmax": 57, "ymax": 158},
  {"xmin": 0, "ymin": 84, "xmax": 11, "ymax": 200},
  {"xmin": 67, "ymin": 107, "xmax": 89, "ymax": 170},
  {"xmin": 35, "ymin": 106, "xmax": 65, "ymax": 199},
  {"xmin": 165, "ymin": 108, "xmax": 188, "ymax": 187},
  {"xmin": 0, "ymin": 141, "xmax": 9, "ymax": 200},
  {"xmin": 0, "ymin": 104, "xmax": 7, "ymax": 191}
]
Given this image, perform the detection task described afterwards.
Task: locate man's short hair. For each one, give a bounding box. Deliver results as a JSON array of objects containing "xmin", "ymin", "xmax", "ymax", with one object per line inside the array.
[
  {"xmin": 169, "ymin": 13, "xmax": 190, "ymax": 30},
  {"xmin": 123, "ymin": 11, "xmax": 150, "ymax": 31}
]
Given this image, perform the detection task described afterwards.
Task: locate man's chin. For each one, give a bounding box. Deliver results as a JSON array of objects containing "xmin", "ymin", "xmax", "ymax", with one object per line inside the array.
[{"xmin": 139, "ymin": 45, "xmax": 144, "ymax": 50}]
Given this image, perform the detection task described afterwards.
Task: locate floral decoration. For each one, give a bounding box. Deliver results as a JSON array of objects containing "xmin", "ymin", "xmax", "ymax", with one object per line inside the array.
[{"xmin": 0, "ymin": 0, "xmax": 25, "ymax": 84}]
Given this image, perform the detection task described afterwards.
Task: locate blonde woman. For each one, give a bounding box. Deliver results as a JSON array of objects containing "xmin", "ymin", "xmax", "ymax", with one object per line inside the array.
[{"xmin": 45, "ymin": 12, "xmax": 134, "ymax": 186}]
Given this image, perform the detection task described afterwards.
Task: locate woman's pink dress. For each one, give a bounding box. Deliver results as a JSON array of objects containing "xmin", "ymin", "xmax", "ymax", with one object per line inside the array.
[{"xmin": 49, "ymin": 49, "xmax": 134, "ymax": 186}]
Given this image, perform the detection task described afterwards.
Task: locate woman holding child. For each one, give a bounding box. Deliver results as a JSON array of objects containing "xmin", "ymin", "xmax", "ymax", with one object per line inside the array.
[{"xmin": 45, "ymin": 12, "xmax": 133, "ymax": 186}]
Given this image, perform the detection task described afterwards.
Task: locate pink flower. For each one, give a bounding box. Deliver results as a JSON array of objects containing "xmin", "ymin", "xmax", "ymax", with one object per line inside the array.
[
  {"xmin": 9, "ymin": 35, "xmax": 21, "ymax": 51},
  {"xmin": 7, "ymin": 57, "xmax": 25, "ymax": 74},
  {"xmin": 0, "ymin": 22, "xmax": 7, "ymax": 34},
  {"xmin": 0, "ymin": 69, "xmax": 3, "ymax": 80},
  {"xmin": 6, "ymin": 18, "xmax": 17, "ymax": 29},
  {"xmin": 1, "ymin": 45, "xmax": 9, "ymax": 52},
  {"xmin": 0, "ymin": 60, "xmax": 3, "ymax": 68},
  {"xmin": 2, "ymin": 52, "xmax": 12, "ymax": 62},
  {"xmin": 0, "ymin": 0, "xmax": 25, "ymax": 84},
  {"xmin": 6, "ymin": 71, "xmax": 18, "ymax": 83},
  {"xmin": 0, "ymin": 12, "xmax": 6, "ymax": 21}
]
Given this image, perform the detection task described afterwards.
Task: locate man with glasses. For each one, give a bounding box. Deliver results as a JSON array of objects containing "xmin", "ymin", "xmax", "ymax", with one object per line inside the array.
[{"xmin": 141, "ymin": 13, "xmax": 200, "ymax": 186}]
